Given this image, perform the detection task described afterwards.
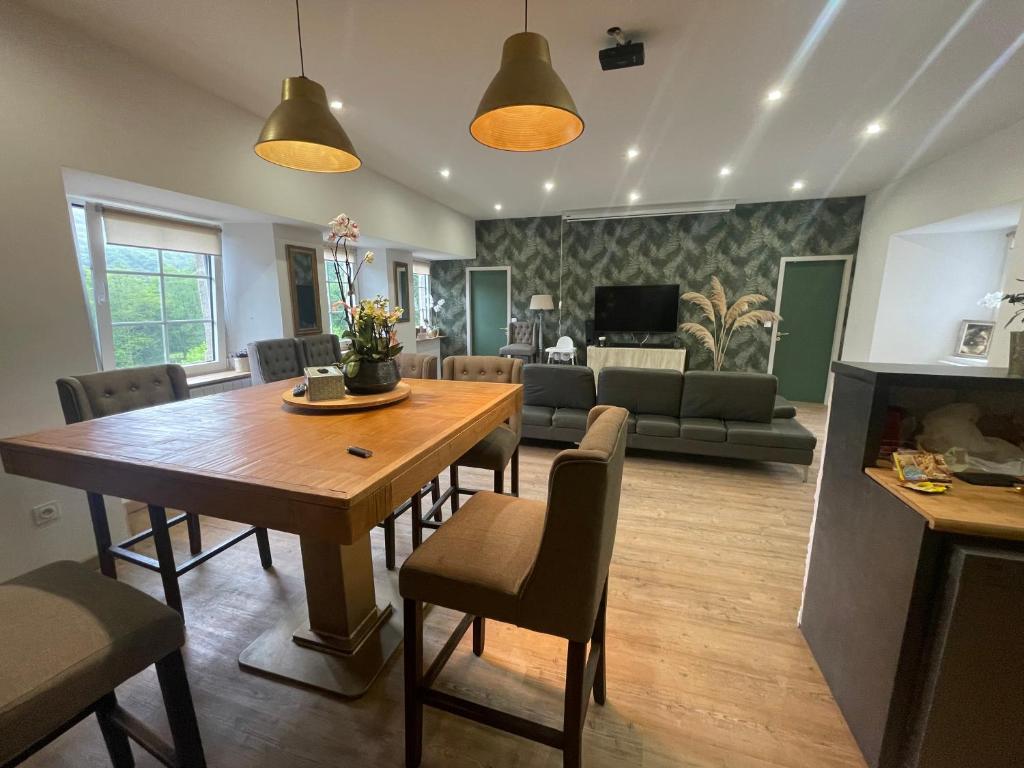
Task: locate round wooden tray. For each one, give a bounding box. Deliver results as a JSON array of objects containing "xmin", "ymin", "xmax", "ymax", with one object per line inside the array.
[{"xmin": 281, "ymin": 381, "xmax": 411, "ymax": 411}]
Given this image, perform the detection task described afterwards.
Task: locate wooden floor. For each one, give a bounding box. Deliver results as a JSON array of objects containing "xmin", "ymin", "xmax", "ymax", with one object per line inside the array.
[{"xmin": 25, "ymin": 403, "xmax": 866, "ymax": 768}]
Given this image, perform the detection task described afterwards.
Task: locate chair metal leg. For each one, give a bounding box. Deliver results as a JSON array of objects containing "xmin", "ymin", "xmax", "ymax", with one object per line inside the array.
[
  {"xmin": 404, "ymin": 599, "xmax": 424, "ymax": 768},
  {"xmin": 511, "ymin": 447, "xmax": 520, "ymax": 497},
  {"xmin": 95, "ymin": 693, "xmax": 134, "ymax": 768},
  {"xmin": 255, "ymin": 527, "xmax": 273, "ymax": 569},
  {"xmin": 155, "ymin": 650, "xmax": 207, "ymax": 768},
  {"xmin": 493, "ymin": 467, "xmax": 504, "ymax": 494},
  {"xmin": 563, "ymin": 641, "xmax": 587, "ymax": 768},
  {"xmin": 384, "ymin": 515, "xmax": 397, "ymax": 570},
  {"xmin": 472, "ymin": 616, "xmax": 486, "ymax": 657},
  {"xmin": 147, "ymin": 505, "xmax": 183, "ymax": 617},
  {"xmin": 185, "ymin": 513, "xmax": 202, "ymax": 556},
  {"xmin": 450, "ymin": 465, "xmax": 461, "ymax": 513},
  {"xmin": 411, "ymin": 492, "xmax": 423, "ymax": 550},
  {"xmin": 430, "ymin": 476, "xmax": 442, "ymax": 520},
  {"xmin": 593, "ymin": 581, "xmax": 608, "ymax": 706},
  {"xmin": 86, "ymin": 492, "xmax": 117, "ymax": 578}
]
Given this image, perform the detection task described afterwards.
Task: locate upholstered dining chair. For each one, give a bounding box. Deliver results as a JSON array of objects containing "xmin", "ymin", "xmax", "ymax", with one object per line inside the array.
[
  {"xmin": 297, "ymin": 333, "xmax": 344, "ymax": 368},
  {"xmin": 498, "ymin": 320, "xmax": 535, "ymax": 362},
  {"xmin": 1, "ymin": 560, "xmax": 206, "ymax": 767},
  {"xmin": 400, "ymin": 405, "xmax": 629, "ymax": 768},
  {"xmin": 247, "ymin": 337, "xmax": 304, "ymax": 384},
  {"xmin": 422, "ymin": 356, "xmax": 523, "ymax": 534},
  {"xmin": 377, "ymin": 353, "xmax": 441, "ymax": 570},
  {"xmin": 56, "ymin": 364, "xmax": 272, "ymax": 617}
]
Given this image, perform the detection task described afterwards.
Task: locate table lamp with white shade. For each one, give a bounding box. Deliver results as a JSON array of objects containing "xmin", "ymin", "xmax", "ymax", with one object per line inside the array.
[{"xmin": 529, "ymin": 294, "xmax": 555, "ymax": 354}]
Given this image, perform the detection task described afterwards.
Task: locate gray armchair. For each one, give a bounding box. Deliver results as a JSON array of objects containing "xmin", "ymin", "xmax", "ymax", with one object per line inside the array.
[
  {"xmin": 56, "ymin": 364, "xmax": 272, "ymax": 617},
  {"xmin": 499, "ymin": 321, "xmax": 535, "ymax": 362},
  {"xmin": 298, "ymin": 333, "xmax": 343, "ymax": 368},
  {"xmin": 247, "ymin": 337, "xmax": 304, "ymax": 384}
]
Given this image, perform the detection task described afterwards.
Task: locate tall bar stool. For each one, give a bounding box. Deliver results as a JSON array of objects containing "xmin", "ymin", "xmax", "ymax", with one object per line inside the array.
[
  {"xmin": 377, "ymin": 353, "xmax": 441, "ymax": 570},
  {"xmin": 421, "ymin": 356, "xmax": 522, "ymax": 543},
  {"xmin": 1, "ymin": 560, "xmax": 206, "ymax": 767},
  {"xmin": 57, "ymin": 364, "xmax": 272, "ymax": 617},
  {"xmin": 400, "ymin": 406, "xmax": 628, "ymax": 768}
]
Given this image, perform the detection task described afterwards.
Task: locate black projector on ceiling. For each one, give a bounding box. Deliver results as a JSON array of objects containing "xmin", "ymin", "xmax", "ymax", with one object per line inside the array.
[{"xmin": 599, "ymin": 26, "xmax": 644, "ymax": 71}]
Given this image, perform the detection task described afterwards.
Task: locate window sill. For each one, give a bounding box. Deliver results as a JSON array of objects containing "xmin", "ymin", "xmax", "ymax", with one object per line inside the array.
[{"xmin": 186, "ymin": 369, "xmax": 251, "ymax": 390}]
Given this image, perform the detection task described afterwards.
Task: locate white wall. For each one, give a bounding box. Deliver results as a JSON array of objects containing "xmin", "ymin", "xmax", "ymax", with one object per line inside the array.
[
  {"xmin": 844, "ymin": 117, "xmax": 1024, "ymax": 363},
  {"xmin": 221, "ymin": 223, "xmax": 285, "ymax": 351},
  {"xmin": 0, "ymin": 2, "xmax": 472, "ymax": 580},
  {"xmin": 871, "ymin": 231, "xmax": 1009, "ymax": 364},
  {"xmin": 991, "ymin": 232, "xmax": 1023, "ymax": 364}
]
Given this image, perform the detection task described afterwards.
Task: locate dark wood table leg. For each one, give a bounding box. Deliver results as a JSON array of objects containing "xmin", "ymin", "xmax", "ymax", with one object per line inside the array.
[
  {"xmin": 87, "ymin": 492, "xmax": 117, "ymax": 579},
  {"xmin": 239, "ymin": 531, "xmax": 402, "ymax": 698}
]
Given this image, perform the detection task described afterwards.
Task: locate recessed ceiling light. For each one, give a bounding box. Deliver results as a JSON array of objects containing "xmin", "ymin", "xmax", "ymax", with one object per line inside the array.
[
  {"xmin": 766, "ymin": 89, "xmax": 784, "ymax": 103},
  {"xmin": 626, "ymin": 146, "xmax": 640, "ymax": 160},
  {"xmin": 791, "ymin": 180, "xmax": 806, "ymax": 191},
  {"xmin": 439, "ymin": 168, "xmax": 451, "ymax": 178},
  {"xmin": 494, "ymin": 203, "xmax": 503, "ymax": 211},
  {"xmin": 719, "ymin": 166, "xmax": 732, "ymax": 177},
  {"xmin": 628, "ymin": 190, "xmax": 641, "ymax": 203},
  {"xmin": 329, "ymin": 99, "xmax": 343, "ymax": 111},
  {"xmin": 864, "ymin": 121, "xmax": 884, "ymax": 136},
  {"xmin": 544, "ymin": 180, "xmax": 555, "ymax": 192}
]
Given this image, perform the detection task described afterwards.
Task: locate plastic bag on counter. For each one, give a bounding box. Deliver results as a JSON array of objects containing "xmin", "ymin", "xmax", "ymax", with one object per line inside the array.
[{"xmin": 917, "ymin": 402, "xmax": 1024, "ymax": 470}]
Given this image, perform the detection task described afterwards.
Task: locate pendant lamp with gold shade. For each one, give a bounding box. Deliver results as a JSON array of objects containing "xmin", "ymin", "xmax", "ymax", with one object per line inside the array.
[
  {"xmin": 471, "ymin": 0, "xmax": 584, "ymax": 152},
  {"xmin": 255, "ymin": 0, "xmax": 360, "ymax": 172}
]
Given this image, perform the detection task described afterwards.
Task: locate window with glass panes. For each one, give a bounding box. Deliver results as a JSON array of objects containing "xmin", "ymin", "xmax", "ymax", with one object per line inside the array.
[
  {"xmin": 104, "ymin": 245, "xmax": 216, "ymax": 367},
  {"xmin": 325, "ymin": 255, "xmax": 350, "ymax": 337},
  {"xmin": 413, "ymin": 271, "xmax": 431, "ymax": 327},
  {"xmin": 68, "ymin": 203, "xmax": 221, "ymax": 370}
]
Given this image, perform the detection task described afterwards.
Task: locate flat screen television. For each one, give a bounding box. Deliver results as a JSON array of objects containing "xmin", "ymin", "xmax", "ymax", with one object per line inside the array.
[{"xmin": 594, "ymin": 284, "xmax": 679, "ymax": 334}]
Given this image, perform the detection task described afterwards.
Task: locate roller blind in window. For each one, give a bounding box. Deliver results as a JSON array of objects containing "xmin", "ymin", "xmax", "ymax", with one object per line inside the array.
[{"xmin": 102, "ymin": 208, "xmax": 222, "ymax": 256}]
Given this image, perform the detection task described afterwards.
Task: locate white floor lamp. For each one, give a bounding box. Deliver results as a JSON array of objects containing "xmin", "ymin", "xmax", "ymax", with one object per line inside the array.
[{"xmin": 529, "ymin": 294, "xmax": 554, "ymax": 361}]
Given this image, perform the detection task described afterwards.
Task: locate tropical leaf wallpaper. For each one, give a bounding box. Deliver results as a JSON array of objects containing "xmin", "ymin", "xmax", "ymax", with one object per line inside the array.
[{"xmin": 430, "ymin": 197, "xmax": 865, "ymax": 371}]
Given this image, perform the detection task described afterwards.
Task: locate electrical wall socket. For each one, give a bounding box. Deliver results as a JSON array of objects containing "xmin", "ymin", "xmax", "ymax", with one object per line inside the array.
[{"xmin": 31, "ymin": 501, "xmax": 62, "ymax": 527}]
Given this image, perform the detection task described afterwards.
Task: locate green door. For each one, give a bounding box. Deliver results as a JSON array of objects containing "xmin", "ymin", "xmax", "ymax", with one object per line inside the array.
[
  {"xmin": 772, "ymin": 259, "xmax": 847, "ymax": 403},
  {"xmin": 468, "ymin": 269, "xmax": 508, "ymax": 355}
]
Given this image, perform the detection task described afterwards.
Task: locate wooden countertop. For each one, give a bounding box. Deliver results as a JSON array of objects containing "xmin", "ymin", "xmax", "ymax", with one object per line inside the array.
[{"xmin": 865, "ymin": 466, "xmax": 1024, "ymax": 541}]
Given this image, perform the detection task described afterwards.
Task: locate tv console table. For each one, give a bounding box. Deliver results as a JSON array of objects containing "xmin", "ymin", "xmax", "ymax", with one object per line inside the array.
[{"xmin": 586, "ymin": 345, "xmax": 686, "ymax": 382}]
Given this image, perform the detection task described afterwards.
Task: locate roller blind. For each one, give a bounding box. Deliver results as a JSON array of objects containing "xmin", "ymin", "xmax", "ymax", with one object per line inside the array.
[
  {"xmin": 413, "ymin": 261, "xmax": 432, "ymax": 275},
  {"xmin": 102, "ymin": 208, "xmax": 221, "ymax": 256}
]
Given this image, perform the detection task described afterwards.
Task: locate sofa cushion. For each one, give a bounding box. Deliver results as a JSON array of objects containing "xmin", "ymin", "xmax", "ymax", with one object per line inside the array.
[
  {"xmin": 598, "ymin": 367, "xmax": 683, "ymax": 418},
  {"xmin": 636, "ymin": 414, "xmax": 680, "ymax": 437},
  {"xmin": 773, "ymin": 395, "xmax": 797, "ymax": 419},
  {"xmin": 680, "ymin": 371, "xmax": 777, "ymax": 423},
  {"xmin": 552, "ymin": 407, "xmax": 589, "ymax": 431},
  {"xmin": 725, "ymin": 419, "xmax": 816, "ymax": 451},
  {"xmin": 523, "ymin": 405, "xmax": 554, "ymax": 427},
  {"xmin": 523, "ymin": 364, "xmax": 596, "ymax": 410},
  {"xmin": 680, "ymin": 417, "xmax": 727, "ymax": 442}
]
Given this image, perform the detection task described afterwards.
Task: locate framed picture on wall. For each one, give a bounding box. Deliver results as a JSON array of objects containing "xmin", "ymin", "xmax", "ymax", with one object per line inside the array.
[
  {"xmin": 285, "ymin": 244, "xmax": 322, "ymax": 336},
  {"xmin": 393, "ymin": 260, "xmax": 411, "ymax": 323},
  {"xmin": 954, "ymin": 319, "xmax": 995, "ymax": 359}
]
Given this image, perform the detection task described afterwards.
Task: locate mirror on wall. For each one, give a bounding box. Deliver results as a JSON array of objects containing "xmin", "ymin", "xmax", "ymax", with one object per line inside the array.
[
  {"xmin": 285, "ymin": 244, "xmax": 322, "ymax": 336},
  {"xmin": 394, "ymin": 261, "xmax": 411, "ymax": 323}
]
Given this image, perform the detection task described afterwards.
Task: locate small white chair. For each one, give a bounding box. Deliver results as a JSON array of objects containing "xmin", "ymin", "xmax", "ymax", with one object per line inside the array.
[{"xmin": 545, "ymin": 336, "xmax": 577, "ymax": 364}]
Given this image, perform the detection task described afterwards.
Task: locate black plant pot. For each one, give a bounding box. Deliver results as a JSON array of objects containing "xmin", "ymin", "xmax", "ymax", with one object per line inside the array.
[{"xmin": 344, "ymin": 360, "xmax": 401, "ymax": 395}]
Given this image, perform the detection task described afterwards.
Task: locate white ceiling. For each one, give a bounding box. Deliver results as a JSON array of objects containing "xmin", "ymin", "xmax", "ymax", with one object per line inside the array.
[{"xmin": 27, "ymin": 0, "xmax": 1024, "ymax": 220}]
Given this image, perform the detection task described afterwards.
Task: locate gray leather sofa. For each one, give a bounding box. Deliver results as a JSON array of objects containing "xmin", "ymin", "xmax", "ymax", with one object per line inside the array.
[{"xmin": 522, "ymin": 364, "xmax": 816, "ymax": 473}]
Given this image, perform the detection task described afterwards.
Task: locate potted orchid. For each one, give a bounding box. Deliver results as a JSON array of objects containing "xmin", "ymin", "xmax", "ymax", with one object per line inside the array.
[
  {"xmin": 326, "ymin": 214, "xmax": 405, "ymax": 393},
  {"xmin": 980, "ymin": 281, "xmax": 1024, "ymax": 377}
]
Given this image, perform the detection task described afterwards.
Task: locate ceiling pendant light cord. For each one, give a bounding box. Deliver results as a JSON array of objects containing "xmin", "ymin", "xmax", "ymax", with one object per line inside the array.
[
  {"xmin": 295, "ymin": 0, "xmax": 305, "ymax": 77},
  {"xmin": 524, "ymin": 0, "xmax": 528, "ymax": 32}
]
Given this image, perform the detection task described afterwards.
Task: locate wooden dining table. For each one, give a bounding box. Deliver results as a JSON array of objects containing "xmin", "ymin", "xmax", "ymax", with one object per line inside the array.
[{"xmin": 0, "ymin": 376, "xmax": 522, "ymax": 697}]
